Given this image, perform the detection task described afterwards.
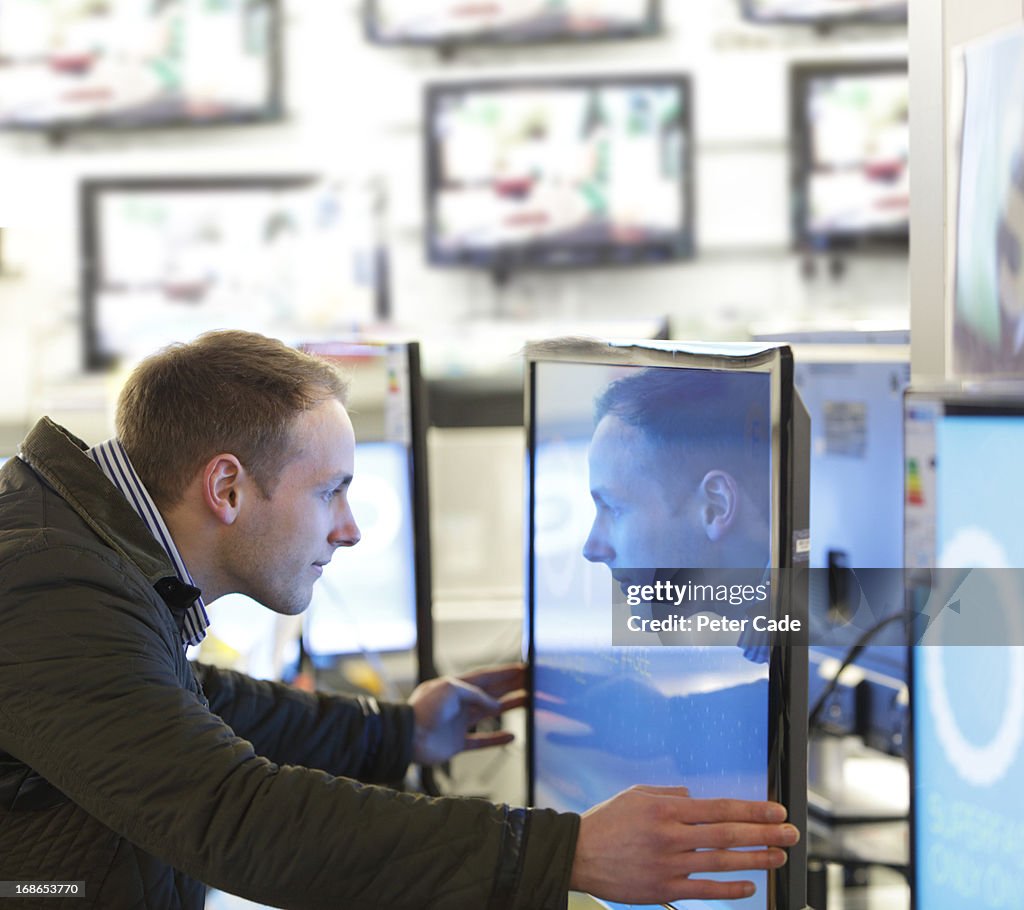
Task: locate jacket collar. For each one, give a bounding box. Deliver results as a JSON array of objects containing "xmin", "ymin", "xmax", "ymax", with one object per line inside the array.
[{"xmin": 18, "ymin": 417, "xmax": 197, "ymax": 606}]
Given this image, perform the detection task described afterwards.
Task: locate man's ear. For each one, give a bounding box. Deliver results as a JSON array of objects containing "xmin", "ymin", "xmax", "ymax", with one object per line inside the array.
[
  {"xmin": 202, "ymin": 455, "xmax": 245, "ymax": 526},
  {"xmin": 698, "ymin": 470, "xmax": 739, "ymax": 541}
]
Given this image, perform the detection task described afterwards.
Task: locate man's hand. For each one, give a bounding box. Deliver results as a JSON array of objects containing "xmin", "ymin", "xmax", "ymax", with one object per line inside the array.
[
  {"xmin": 408, "ymin": 663, "xmax": 527, "ymax": 766},
  {"xmin": 571, "ymin": 785, "xmax": 799, "ymax": 904}
]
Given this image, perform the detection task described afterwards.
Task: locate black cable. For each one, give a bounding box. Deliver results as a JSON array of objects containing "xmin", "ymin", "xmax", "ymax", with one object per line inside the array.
[{"xmin": 808, "ymin": 609, "xmax": 914, "ymax": 731}]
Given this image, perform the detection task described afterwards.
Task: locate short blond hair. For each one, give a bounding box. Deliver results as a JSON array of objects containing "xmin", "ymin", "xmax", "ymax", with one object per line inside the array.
[{"xmin": 116, "ymin": 331, "xmax": 349, "ymax": 506}]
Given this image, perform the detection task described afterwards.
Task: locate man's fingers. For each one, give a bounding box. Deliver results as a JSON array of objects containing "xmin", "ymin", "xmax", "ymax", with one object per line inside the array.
[
  {"xmin": 671, "ymin": 797, "xmax": 787, "ymax": 825},
  {"xmin": 631, "ymin": 784, "xmax": 690, "ymax": 798},
  {"xmin": 463, "ymin": 730, "xmax": 516, "ymax": 751},
  {"xmin": 678, "ymin": 821, "xmax": 799, "ymax": 851},
  {"xmin": 450, "ymin": 679, "xmax": 502, "ymax": 714},
  {"xmin": 678, "ymin": 847, "xmax": 788, "ymax": 875},
  {"xmin": 665, "ymin": 877, "xmax": 758, "ymax": 902},
  {"xmin": 497, "ymin": 690, "xmax": 527, "ymax": 713},
  {"xmin": 458, "ymin": 663, "xmax": 526, "ymax": 696}
]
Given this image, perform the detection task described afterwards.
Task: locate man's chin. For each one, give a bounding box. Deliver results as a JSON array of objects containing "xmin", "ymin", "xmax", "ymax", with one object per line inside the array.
[{"xmin": 610, "ymin": 568, "xmax": 657, "ymax": 589}]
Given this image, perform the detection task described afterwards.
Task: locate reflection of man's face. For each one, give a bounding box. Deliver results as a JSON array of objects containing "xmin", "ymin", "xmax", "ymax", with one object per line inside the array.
[{"xmin": 583, "ymin": 414, "xmax": 701, "ymax": 587}]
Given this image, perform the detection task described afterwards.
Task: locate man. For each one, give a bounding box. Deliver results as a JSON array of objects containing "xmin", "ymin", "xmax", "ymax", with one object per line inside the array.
[{"xmin": 0, "ymin": 331, "xmax": 797, "ymax": 908}]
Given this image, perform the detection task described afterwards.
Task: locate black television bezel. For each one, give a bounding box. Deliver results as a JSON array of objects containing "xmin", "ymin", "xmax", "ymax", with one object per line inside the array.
[
  {"xmin": 0, "ymin": 0, "xmax": 284, "ymax": 136},
  {"xmin": 906, "ymin": 384, "xmax": 1024, "ymax": 910},
  {"xmin": 740, "ymin": 0, "xmax": 906, "ymax": 27},
  {"xmin": 789, "ymin": 59, "xmax": 909, "ymax": 254},
  {"xmin": 523, "ymin": 338, "xmax": 809, "ymax": 910},
  {"xmin": 424, "ymin": 73, "xmax": 695, "ymax": 274},
  {"xmin": 298, "ymin": 339, "xmax": 437, "ymax": 681},
  {"xmin": 364, "ymin": 0, "xmax": 662, "ymax": 49},
  {"xmin": 80, "ymin": 174, "xmax": 388, "ymax": 372}
]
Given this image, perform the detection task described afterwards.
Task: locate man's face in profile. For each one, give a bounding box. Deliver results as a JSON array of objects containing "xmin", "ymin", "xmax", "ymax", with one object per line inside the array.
[{"xmin": 582, "ymin": 414, "xmax": 703, "ymax": 587}]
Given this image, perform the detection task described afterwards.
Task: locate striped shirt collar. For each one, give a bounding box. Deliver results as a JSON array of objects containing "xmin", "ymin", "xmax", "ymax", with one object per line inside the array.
[{"xmin": 86, "ymin": 438, "xmax": 209, "ymax": 648}]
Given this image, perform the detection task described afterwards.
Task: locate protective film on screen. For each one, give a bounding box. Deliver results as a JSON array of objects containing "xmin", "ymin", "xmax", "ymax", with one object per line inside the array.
[
  {"xmin": 366, "ymin": 0, "xmax": 660, "ymax": 46},
  {"xmin": 908, "ymin": 394, "xmax": 1024, "ymax": 910},
  {"xmin": 0, "ymin": 0, "xmax": 280, "ymax": 131},
  {"xmin": 529, "ymin": 356, "xmax": 778, "ymax": 910},
  {"xmin": 951, "ymin": 24, "xmax": 1024, "ymax": 377},
  {"xmin": 426, "ymin": 75, "xmax": 692, "ymax": 270},
  {"xmin": 791, "ymin": 62, "xmax": 908, "ymax": 250},
  {"xmin": 82, "ymin": 178, "xmax": 383, "ymax": 371},
  {"xmin": 741, "ymin": 0, "xmax": 905, "ymax": 26}
]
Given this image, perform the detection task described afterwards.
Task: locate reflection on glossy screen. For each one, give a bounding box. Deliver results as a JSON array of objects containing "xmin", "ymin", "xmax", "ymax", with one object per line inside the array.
[{"xmin": 531, "ymin": 361, "xmax": 773, "ymax": 910}]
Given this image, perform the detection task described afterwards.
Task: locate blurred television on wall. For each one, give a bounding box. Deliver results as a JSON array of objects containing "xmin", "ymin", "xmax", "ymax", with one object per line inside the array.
[
  {"xmin": 0, "ymin": 0, "xmax": 282, "ymax": 132},
  {"xmin": 790, "ymin": 61, "xmax": 909, "ymax": 252},
  {"xmin": 365, "ymin": 0, "xmax": 660, "ymax": 47},
  {"xmin": 950, "ymin": 24, "xmax": 1024, "ymax": 378},
  {"xmin": 740, "ymin": 0, "xmax": 906, "ymax": 26},
  {"xmin": 425, "ymin": 74, "xmax": 693, "ymax": 274},
  {"xmin": 81, "ymin": 175, "xmax": 387, "ymax": 371}
]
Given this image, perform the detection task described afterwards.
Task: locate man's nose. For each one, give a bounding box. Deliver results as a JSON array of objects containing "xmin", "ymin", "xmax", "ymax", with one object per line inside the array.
[
  {"xmin": 582, "ymin": 520, "xmax": 613, "ymax": 564},
  {"xmin": 330, "ymin": 503, "xmax": 361, "ymax": 548}
]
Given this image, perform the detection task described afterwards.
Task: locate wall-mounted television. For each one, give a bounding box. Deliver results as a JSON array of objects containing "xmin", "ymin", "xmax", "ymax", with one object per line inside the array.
[
  {"xmin": 0, "ymin": 0, "xmax": 282, "ymax": 132},
  {"xmin": 80, "ymin": 176, "xmax": 386, "ymax": 371},
  {"xmin": 740, "ymin": 0, "xmax": 906, "ymax": 27},
  {"xmin": 365, "ymin": 0, "xmax": 660, "ymax": 47},
  {"xmin": 525, "ymin": 338, "xmax": 808, "ymax": 910},
  {"xmin": 950, "ymin": 24, "xmax": 1024, "ymax": 378},
  {"xmin": 790, "ymin": 61, "xmax": 909, "ymax": 252},
  {"xmin": 425, "ymin": 74, "xmax": 693, "ymax": 273}
]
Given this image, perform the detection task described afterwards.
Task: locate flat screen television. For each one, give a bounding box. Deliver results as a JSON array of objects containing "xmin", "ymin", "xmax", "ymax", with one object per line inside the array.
[
  {"xmin": 950, "ymin": 24, "xmax": 1024, "ymax": 378},
  {"xmin": 793, "ymin": 344, "xmax": 909, "ymax": 758},
  {"xmin": 365, "ymin": 0, "xmax": 660, "ymax": 47},
  {"xmin": 906, "ymin": 385, "xmax": 1024, "ymax": 910},
  {"xmin": 80, "ymin": 176, "xmax": 386, "ymax": 372},
  {"xmin": 740, "ymin": 0, "xmax": 906, "ymax": 26},
  {"xmin": 790, "ymin": 61, "xmax": 909, "ymax": 252},
  {"xmin": 425, "ymin": 74, "xmax": 693, "ymax": 273},
  {"xmin": 200, "ymin": 340, "xmax": 434, "ymax": 688},
  {"xmin": 0, "ymin": 0, "xmax": 281, "ymax": 132},
  {"xmin": 525, "ymin": 338, "xmax": 808, "ymax": 910},
  {"xmin": 299, "ymin": 340, "xmax": 434, "ymax": 678}
]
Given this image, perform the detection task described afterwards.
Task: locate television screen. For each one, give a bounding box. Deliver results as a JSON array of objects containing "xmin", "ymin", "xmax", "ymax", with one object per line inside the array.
[
  {"xmin": 81, "ymin": 177, "xmax": 385, "ymax": 371},
  {"xmin": 525, "ymin": 339, "xmax": 808, "ymax": 910},
  {"xmin": 741, "ymin": 0, "xmax": 906, "ymax": 26},
  {"xmin": 793, "ymin": 345, "xmax": 909, "ymax": 762},
  {"xmin": 791, "ymin": 62, "xmax": 909, "ymax": 250},
  {"xmin": 302, "ymin": 440, "xmax": 418, "ymax": 657},
  {"xmin": 297, "ymin": 341, "xmax": 431, "ymax": 669},
  {"xmin": 426, "ymin": 75, "xmax": 693, "ymax": 271},
  {"xmin": 366, "ymin": 0, "xmax": 660, "ymax": 46},
  {"xmin": 907, "ymin": 388, "xmax": 1024, "ymax": 910},
  {"xmin": 0, "ymin": 0, "xmax": 281, "ymax": 131},
  {"xmin": 951, "ymin": 24, "xmax": 1024, "ymax": 378}
]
